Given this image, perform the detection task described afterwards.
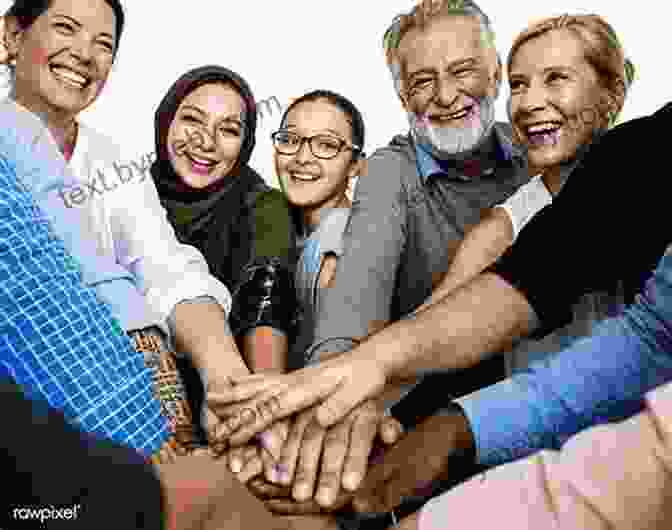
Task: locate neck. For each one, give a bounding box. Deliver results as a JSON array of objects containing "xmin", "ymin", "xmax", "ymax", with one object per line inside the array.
[
  {"xmin": 541, "ymin": 166, "xmax": 566, "ymax": 197},
  {"xmin": 303, "ymin": 192, "xmax": 351, "ymax": 231},
  {"xmin": 10, "ymin": 91, "xmax": 78, "ymax": 155}
]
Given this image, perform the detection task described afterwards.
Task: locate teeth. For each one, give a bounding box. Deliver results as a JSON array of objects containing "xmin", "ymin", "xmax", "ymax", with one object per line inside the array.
[
  {"xmin": 189, "ymin": 155, "xmax": 215, "ymax": 166},
  {"xmin": 291, "ymin": 172, "xmax": 320, "ymax": 182},
  {"xmin": 527, "ymin": 122, "xmax": 561, "ymax": 134},
  {"xmin": 435, "ymin": 108, "xmax": 469, "ymax": 122},
  {"xmin": 51, "ymin": 66, "xmax": 88, "ymax": 87},
  {"xmin": 449, "ymin": 108, "xmax": 470, "ymax": 119}
]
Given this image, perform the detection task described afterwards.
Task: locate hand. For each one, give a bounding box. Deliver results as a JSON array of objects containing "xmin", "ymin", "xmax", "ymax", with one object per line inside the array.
[
  {"xmin": 288, "ymin": 401, "xmax": 403, "ymax": 506},
  {"xmin": 247, "ymin": 478, "xmax": 353, "ymax": 515},
  {"xmin": 203, "ymin": 375, "xmax": 285, "ymax": 483},
  {"xmin": 353, "ymin": 407, "xmax": 476, "ymax": 514},
  {"xmin": 250, "ymin": 401, "xmax": 403, "ymax": 513},
  {"xmin": 207, "ymin": 352, "xmax": 389, "ymax": 446},
  {"xmin": 228, "ymin": 419, "xmax": 291, "ymax": 482},
  {"xmin": 157, "ymin": 453, "xmax": 294, "ymax": 530}
]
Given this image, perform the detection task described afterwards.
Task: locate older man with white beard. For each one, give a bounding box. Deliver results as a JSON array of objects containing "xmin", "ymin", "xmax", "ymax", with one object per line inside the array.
[{"xmin": 305, "ymin": 0, "xmax": 530, "ymax": 428}]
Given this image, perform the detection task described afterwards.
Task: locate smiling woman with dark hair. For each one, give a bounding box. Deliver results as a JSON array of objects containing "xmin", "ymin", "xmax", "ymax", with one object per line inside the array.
[
  {"xmin": 1, "ymin": 0, "xmax": 249, "ymax": 458},
  {"xmin": 150, "ymin": 66, "xmax": 299, "ymax": 434}
]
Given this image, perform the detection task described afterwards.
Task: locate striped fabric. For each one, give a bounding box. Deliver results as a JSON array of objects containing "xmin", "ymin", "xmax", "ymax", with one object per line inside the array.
[{"xmin": 0, "ymin": 155, "xmax": 170, "ymax": 456}]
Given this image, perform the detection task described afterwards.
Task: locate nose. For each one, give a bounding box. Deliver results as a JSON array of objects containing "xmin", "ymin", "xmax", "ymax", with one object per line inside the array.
[
  {"xmin": 434, "ymin": 76, "xmax": 459, "ymax": 109},
  {"xmin": 295, "ymin": 138, "xmax": 313, "ymax": 163},
  {"xmin": 68, "ymin": 34, "xmax": 94, "ymax": 64},
  {"xmin": 185, "ymin": 128, "xmax": 215, "ymax": 153}
]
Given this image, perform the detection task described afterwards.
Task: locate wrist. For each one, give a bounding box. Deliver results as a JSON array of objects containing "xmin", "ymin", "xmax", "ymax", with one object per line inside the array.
[
  {"xmin": 371, "ymin": 326, "xmax": 414, "ymax": 383},
  {"xmin": 441, "ymin": 403, "xmax": 477, "ymax": 463}
]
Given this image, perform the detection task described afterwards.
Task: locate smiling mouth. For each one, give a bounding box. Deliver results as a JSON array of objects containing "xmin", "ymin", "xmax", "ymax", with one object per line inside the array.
[
  {"xmin": 430, "ymin": 105, "xmax": 475, "ymax": 123},
  {"xmin": 524, "ymin": 121, "xmax": 563, "ymax": 146},
  {"xmin": 289, "ymin": 171, "xmax": 321, "ymax": 182},
  {"xmin": 49, "ymin": 65, "xmax": 91, "ymax": 90},
  {"xmin": 186, "ymin": 153, "xmax": 218, "ymax": 173}
]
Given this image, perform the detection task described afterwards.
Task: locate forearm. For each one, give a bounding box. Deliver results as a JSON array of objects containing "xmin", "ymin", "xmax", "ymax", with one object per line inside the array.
[
  {"xmin": 173, "ymin": 300, "xmax": 249, "ymax": 380},
  {"xmin": 317, "ymin": 349, "xmax": 417, "ymax": 406},
  {"xmin": 369, "ymin": 273, "xmax": 537, "ymax": 381},
  {"xmin": 457, "ymin": 308, "xmax": 672, "ymax": 467},
  {"xmin": 241, "ymin": 326, "xmax": 289, "ymax": 374}
]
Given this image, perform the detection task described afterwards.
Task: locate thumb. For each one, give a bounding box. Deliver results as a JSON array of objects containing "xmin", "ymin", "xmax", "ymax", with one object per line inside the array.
[
  {"xmin": 204, "ymin": 408, "xmax": 227, "ymax": 453},
  {"xmin": 379, "ymin": 416, "xmax": 404, "ymax": 445}
]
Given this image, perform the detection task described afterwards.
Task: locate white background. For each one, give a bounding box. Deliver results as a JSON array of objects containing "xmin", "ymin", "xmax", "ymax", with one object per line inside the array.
[{"xmin": 1, "ymin": 1, "xmax": 669, "ymax": 188}]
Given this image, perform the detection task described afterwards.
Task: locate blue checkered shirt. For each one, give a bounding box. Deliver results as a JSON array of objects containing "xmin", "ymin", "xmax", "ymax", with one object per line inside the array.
[{"xmin": 0, "ymin": 155, "xmax": 169, "ymax": 456}]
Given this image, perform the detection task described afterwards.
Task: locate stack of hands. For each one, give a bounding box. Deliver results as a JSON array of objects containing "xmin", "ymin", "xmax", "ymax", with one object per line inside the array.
[{"xmin": 196, "ymin": 354, "xmax": 476, "ymax": 516}]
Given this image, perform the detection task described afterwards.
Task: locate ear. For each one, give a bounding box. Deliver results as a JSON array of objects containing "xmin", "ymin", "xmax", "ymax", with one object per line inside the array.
[
  {"xmin": 491, "ymin": 53, "xmax": 503, "ymax": 98},
  {"xmin": 3, "ymin": 17, "xmax": 24, "ymax": 62},
  {"xmin": 347, "ymin": 156, "xmax": 366, "ymax": 180}
]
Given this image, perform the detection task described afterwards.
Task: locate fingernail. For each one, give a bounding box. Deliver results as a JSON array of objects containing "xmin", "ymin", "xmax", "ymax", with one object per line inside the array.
[
  {"xmin": 258, "ymin": 431, "xmax": 272, "ymax": 449},
  {"xmin": 293, "ymin": 482, "xmax": 311, "ymax": 501},
  {"xmin": 230, "ymin": 459, "xmax": 242, "ymax": 473},
  {"xmin": 316, "ymin": 487, "xmax": 333, "ymax": 506},
  {"xmin": 343, "ymin": 472, "xmax": 361, "ymax": 491}
]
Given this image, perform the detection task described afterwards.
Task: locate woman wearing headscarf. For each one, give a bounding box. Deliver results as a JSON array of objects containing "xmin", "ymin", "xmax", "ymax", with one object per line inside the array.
[{"xmin": 150, "ymin": 65, "xmax": 299, "ymax": 420}]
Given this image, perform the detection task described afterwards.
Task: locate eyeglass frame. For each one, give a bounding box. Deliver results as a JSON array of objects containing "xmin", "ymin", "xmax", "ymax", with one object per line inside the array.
[{"xmin": 271, "ymin": 130, "xmax": 363, "ymax": 160}]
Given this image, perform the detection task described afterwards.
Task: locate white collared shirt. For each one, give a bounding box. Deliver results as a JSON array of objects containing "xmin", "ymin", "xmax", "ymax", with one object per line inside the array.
[{"xmin": 66, "ymin": 122, "xmax": 232, "ymax": 335}]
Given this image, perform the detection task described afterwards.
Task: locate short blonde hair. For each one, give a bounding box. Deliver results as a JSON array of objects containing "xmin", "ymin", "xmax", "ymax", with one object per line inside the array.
[
  {"xmin": 507, "ymin": 14, "xmax": 635, "ymax": 126},
  {"xmin": 382, "ymin": 0, "xmax": 497, "ymax": 97}
]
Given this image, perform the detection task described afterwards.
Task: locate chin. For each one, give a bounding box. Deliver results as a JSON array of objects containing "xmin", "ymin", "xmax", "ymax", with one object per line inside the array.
[
  {"xmin": 43, "ymin": 88, "xmax": 94, "ymax": 115},
  {"xmin": 179, "ymin": 173, "xmax": 211, "ymax": 189}
]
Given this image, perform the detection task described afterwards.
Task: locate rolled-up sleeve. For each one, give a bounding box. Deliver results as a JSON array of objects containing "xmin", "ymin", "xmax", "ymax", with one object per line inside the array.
[
  {"xmin": 457, "ymin": 247, "xmax": 672, "ymax": 467},
  {"xmin": 111, "ymin": 177, "xmax": 232, "ymax": 327},
  {"xmin": 306, "ymin": 151, "xmax": 408, "ymax": 363}
]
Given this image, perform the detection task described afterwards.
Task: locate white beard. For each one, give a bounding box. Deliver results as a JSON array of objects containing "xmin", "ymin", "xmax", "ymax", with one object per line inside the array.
[{"xmin": 410, "ymin": 95, "xmax": 497, "ymax": 160}]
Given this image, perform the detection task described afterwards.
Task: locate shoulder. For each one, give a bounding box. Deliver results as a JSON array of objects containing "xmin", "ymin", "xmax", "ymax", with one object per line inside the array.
[
  {"xmin": 355, "ymin": 134, "xmax": 416, "ymax": 204},
  {"xmin": 366, "ymin": 134, "xmax": 416, "ymax": 180},
  {"xmin": 252, "ymin": 188, "xmax": 291, "ymax": 219},
  {"xmin": 313, "ymin": 208, "xmax": 350, "ymax": 255},
  {"xmin": 320, "ymin": 207, "xmax": 350, "ymax": 234},
  {"xmin": 588, "ymin": 105, "xmax": 667, "ymax": 159},
  {"xmin": 494, "ymin": 121, "xmax": 514, "ymax": 139}
]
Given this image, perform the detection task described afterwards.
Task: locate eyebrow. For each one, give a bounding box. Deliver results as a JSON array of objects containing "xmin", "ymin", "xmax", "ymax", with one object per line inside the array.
[
  {"xmin": 284, "ymin": 125, "xmax": 348, "ymax": 138},
  {"xmin": 218, "ymin": 116, "xmax": 243, "ymax": 127},
  {"xmin": 407, "ymin": 58, "xmax": 478, "ymax": 81},
  {"xmin": 53, "ymin": 14, "xmax": 115, "ymax": 42},
  {"xmin": 180, "ymin": 105, "xmax": 207, "ymax": 117},
  {"xmin": 510, "ymin": 65, "xmax": 579, "ymax": 78},
  {"xmin": 181, "ymin": 105, "xmax": 242, "ymax": 126}
]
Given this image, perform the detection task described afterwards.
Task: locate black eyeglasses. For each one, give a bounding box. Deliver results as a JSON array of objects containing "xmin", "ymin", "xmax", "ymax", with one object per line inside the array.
[{"xmin": 271, "ymin": 131, "xmax": 361, "ymax": 160}]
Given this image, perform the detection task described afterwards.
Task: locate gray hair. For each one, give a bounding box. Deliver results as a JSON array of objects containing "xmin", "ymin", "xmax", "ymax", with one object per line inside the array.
[{"xmin": 382, "ymin": 0, "xmax": 499, "ymax": 96}]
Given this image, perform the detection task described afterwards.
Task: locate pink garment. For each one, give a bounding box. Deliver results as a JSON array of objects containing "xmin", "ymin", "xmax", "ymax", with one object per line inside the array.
[{"xmin": 419, "ymin": 381, "xmax": 672, "ymax": 530}]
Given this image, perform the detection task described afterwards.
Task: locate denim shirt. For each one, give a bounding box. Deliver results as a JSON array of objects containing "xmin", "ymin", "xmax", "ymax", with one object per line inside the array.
[{"xmin": 458, "ymin": 245, "xmax": 672, "ymax": 467}]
